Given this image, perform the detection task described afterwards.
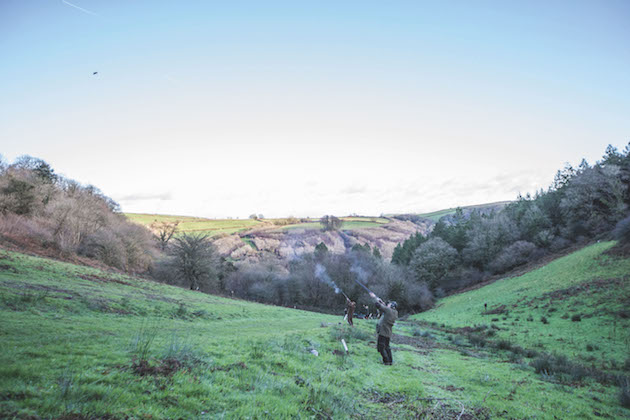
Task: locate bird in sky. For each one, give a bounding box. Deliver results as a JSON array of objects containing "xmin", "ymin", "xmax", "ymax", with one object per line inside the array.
[{"xmin": 92, "ymin": 71, "xmax": 98, "ymax": 75}]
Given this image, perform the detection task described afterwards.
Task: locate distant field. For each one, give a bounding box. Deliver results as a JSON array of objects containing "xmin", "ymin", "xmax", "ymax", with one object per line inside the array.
[
  {"xmin": 417, "ymin": 208, "xmax": 456, "ymax": 222},
  {"xmin": 125, "ymin": 213, "xmax": 261, "ymax": 236},
  {"xmin": 281, "ymin": 217, "xmax": 389, "ymax": 231},
  {"xmin": 417, "ymin": 201, "xmax": 512, "ymax": 222},
  {"xmin": 127, "ymin": 213, "xmax": 391, "ymax": 235}
]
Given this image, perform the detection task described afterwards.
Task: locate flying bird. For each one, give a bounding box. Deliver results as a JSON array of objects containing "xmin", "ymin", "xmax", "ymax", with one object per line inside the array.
[{"xmin": 93, "ymin": 72, "xmax": 98, "ymax": 75}]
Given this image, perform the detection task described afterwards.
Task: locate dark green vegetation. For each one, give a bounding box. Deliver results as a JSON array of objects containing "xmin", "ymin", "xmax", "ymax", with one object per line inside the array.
[
  {"xmin": 392, "ymin": 143, "xmax": 630, "ymax": 296},
  {"xmin": 223, "ymin": 244, "xmax": 434, "ymax": 314},
  {"xmin": 2, "ymin": 240, "xmax": 630, "ymax": 418}
]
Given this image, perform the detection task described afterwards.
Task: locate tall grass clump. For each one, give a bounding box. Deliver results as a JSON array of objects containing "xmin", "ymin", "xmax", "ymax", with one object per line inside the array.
[{"xmin": 130, "ymin": 319, "xmax": 159, "ymax": 364}]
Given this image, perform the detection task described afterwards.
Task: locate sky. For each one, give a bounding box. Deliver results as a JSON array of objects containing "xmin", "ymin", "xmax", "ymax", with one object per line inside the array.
[{"xmin": 1, "ymin": 0, "xmax": 629, "ymax": 218}]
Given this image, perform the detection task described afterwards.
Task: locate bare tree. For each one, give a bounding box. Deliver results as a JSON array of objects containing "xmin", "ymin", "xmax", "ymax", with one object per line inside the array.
[
  {"xmin": 320, "ymin": 215, "xmax": 343, "ymax": 231},
  {"xmin": 150, "ymin": 220, "xmax": 179, "ymax": 250}
]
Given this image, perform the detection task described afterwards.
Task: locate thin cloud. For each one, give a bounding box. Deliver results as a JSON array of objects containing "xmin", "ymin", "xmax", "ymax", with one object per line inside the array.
[
  {"xmin": 118, "ymin": 192, "xmax": 173, "ymax": 202},
  {"xmin": 339, "ymin": 185, "xmax": 367, "ymax": 195},
  {"xmin": 62, "ymin": 0, "xmax": 98, "ymax": 16}
]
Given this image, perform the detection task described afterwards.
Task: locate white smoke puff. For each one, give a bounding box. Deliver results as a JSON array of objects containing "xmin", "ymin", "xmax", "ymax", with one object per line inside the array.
[
  {"xmin": 350, "ymin": 264, "xmax": 368, "ymax": 283},
  {"xmin": 315, "ymin": 263, "xmax": 342, "ymax": 294}
]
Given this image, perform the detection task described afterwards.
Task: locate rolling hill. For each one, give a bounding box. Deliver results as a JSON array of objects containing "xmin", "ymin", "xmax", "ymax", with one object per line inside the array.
[{"xmin": 125, "ymin": 203, "xmax": 509, "ymax": 264}]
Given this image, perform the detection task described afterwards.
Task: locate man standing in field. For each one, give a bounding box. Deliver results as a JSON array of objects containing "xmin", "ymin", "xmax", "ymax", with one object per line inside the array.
[
  {"xmin": 369, "ymin": 292, "xmax": 397, "ymax": 365},
  {"xmin": 346, "ymin": 297, "xmax": 356, "ymax": 326}
]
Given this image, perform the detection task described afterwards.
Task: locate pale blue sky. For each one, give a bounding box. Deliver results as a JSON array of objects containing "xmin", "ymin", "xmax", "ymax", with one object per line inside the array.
[{"xmin": 1, "ymin": 1, "xmax": 629, "ymax": 217}]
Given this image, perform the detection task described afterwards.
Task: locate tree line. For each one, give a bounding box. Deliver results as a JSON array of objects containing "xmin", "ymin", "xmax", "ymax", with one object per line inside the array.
[
  {"xmin": 2, "ymin": 143, "xmax": 628, "ymax": 314},
  {"xmin": 391, "ymin": 143, "xmax": 630, "ymax": 296}
]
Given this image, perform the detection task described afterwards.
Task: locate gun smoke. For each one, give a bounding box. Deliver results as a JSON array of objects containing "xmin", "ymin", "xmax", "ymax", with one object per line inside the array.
[{"xmin": 315, "ymin": 263, "xmax": 346, "ymax": 297}]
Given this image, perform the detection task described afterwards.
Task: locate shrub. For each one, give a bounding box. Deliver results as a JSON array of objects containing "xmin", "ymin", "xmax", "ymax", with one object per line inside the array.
[
  {"xmin": 508, "ymin": 352, "xmax": 523, "ymax": 364},
  {"xmin": 420, "ymin": 331, "xmax": 434, "ymax": 339},
  {"xmin": 468, "ymin": 334, "xmax": 486, "ymax": 348},
  {"xmin": 525, "ymin": 349, "xmax": 539, "ymax": 359},
  {"xmin": 571, "ymin": 314, "xmax": 582, "ymax": 322},
  {"xmin": 621, "ymin": 381, "xmax": 630, "ymax": 409},
  {"xmin": 488, "ymin": 241, "xmax": 538, "ymax": 274},
  {"xmin": 495, "ymin": 340, "xmax": 513, "ymax": 351},
  {"xmin": 531, "ymin": 353, "xmax": 591, "ymax": 382},
  {"xmin": 613, "ymin": 215, "xmax": 630, "ymax": 245},
  {"xmin": 452, "ymin": 336, "xmax": 465, "ymax": 347}
]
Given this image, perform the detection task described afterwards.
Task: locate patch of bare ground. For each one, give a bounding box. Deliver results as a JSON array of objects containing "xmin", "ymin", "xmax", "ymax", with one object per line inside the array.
[
  {"xmin": 210, "ymin": 361, "xmax": 248, "ymax": 372},
  {"xmin": 0, "ymin": 235, "xmax": 115, "ymax": 272},
  {"xmin": 0, "ymin": 280, "xmax": 74, "ymax": 296},
  {"xmin": 604, "ymin": 242, "xmax": 630, "ymax": 258},
  {"xmin": 77, "ymin": 273, "xmax": 132, "ymax": 286},
  {"xmin": 130, "ymin": 358, "xmax": 187, "ymax": 377},
  {"xmin": 364, "ymin": 389, "xmax": 492, "ymax": 419},
  {"xmin": 55, "ymin": 414, "xmax": 121, "ymax": 420},
  {"xmin": 392, "ymin": 333, "xmax": 436, "ymax": 349}
]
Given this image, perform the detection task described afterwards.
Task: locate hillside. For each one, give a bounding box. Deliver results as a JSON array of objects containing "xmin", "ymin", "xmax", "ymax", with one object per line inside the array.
[
  {"xmin": 414, "ymin": 201, "xmax": 511, "ymax": 223},
  {"xmin": 126, "ymin": 213, "xmax": 433, "ymax": 263},
  {"xmin": 126, "ymin": 203, "xmax": 514, "ymax": 264},
  {"xmin": 2, "ymin": 242, "xmax": 629, "ymax": 418}
]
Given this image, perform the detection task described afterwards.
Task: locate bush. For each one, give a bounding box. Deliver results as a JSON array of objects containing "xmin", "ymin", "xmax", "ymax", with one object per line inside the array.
[
  {"xmin": 410, "ymin": 238, "xmax": 459, "ymax": 289},
  {"xmin": 488, "ymin": 241, "xmax": 538, "ymax": 274},
  {"xmin": 621, "ymin": 381, "xmax": 630, "ymax": 409},
  {"xmin": 613, "ymin": 215, "xmax": 630, "ymax": 245},
  {"xmin": 531, "ymin": 353, "xmax": 569, "ymax": 375},
  {"xmin": 495, "ymin": 340, "xmax": 513, "ymax": 351},
  {"xmin": 468, "ymin": 334, "xmax": 486, "ymax": 348},
  {"xmin": 571, "ymin": 314, "xmax": 582, "ymax": 322}
]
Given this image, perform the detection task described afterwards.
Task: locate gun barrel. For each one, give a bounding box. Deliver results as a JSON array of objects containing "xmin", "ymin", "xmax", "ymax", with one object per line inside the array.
[{"xmin": 354, "ymin": 278, "xmax": 373, "ymax": 295}]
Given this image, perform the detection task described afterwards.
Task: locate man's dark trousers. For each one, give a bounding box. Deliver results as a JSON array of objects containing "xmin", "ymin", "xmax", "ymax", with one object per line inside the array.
[{"xmin": 377, "ymin": 335, "xmax": 392, "ymax": 365}]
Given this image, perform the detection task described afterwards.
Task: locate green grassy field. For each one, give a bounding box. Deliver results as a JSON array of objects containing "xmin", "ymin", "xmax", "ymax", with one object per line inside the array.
[
  {"xmin": 1, "ymin": 242, "xmax": 629, "ymax": 418},
  {"xmin": 281, "ymin": 217, "xmax": 390, "ymax": 231},
  {"xmin": 125, "ymin": 214, "xmax": 262, "ymax": 237},
  {"xmin": 417, "ymin": 209, "xmax": 457, "ymax": 222},
  {"xmin": 126, "ymin": 214, "xmax": 390, "ymax": 236},
  {"xmin": 417, "ymin": 201, "xmax": 512, "ymax": 223}
]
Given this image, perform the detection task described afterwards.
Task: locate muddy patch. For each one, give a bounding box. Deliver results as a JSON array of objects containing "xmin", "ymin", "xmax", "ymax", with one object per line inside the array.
[
  {"xmin": 78, "ymin": 274, "xmax": 132, "ymax": 286},
  {"xmin": 392, "ymin": 333, "xmax": 435, "ymax": 349}
]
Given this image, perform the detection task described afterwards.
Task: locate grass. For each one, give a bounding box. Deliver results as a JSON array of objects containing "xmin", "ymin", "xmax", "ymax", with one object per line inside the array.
[
  {"xmin": 125, "ymin": 213, "xmax": 261, "ymax": 237},
  {"xmin": 1, "ymin": 241, "xmax": 629, "ymax": 418},
  {"xmin": 412, "ymin": 241, "xmax": 630, "ymax": 365},
  {"xmin": 417, "ymin": 201, "xmax": 511, "ymax": 222},
  {"xmin": 417, "ymin": 208, "xmax": 457, "ymax": 222},
  {"xmin": 279, "ymin": 217, "xmax": 389, "ymax": 231},
  {"xmin": 127, "ymin": 213, "xmax": 390, "ymax": 236}
]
